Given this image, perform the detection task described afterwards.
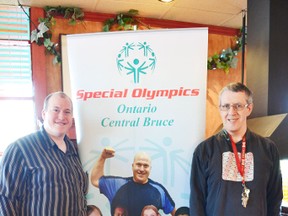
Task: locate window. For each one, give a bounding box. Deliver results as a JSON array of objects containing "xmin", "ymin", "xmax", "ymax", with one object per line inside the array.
[{"xmin": 0, "ymin": 6, "xmax": 36, "ymax": 158}]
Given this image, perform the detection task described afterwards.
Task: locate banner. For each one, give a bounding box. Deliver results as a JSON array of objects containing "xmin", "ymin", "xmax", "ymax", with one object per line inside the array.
[{"xmin": 66, "ymin": 28, "xmax": 208, "ymax": 215}]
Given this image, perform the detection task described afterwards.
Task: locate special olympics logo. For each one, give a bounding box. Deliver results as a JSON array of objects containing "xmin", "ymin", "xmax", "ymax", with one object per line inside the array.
[{"xmin": 116, "ymin": 42, "xmax": 157, "ymax": 84}]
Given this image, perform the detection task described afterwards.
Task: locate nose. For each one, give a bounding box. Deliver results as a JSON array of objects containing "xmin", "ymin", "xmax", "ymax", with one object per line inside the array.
[
  {"xmin": 227, "ymin": 105, "xmax": 238, "ymax": 114},
  {"xmin": 58, "ymin": 111, "xmax": 66, "ymax": 119},
  {"xmin": 139, "ymin": 165, "xmax": 145, "ymax": 171}
]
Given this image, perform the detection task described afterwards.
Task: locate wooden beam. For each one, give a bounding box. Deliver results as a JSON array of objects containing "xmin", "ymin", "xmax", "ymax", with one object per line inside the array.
[{"xmin": 30, "ymin": 7, "xmax": 47, "ymax": 122}]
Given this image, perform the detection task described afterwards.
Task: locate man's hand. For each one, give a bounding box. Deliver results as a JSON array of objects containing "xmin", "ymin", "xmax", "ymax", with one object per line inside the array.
[{"xmin": 101, "ymin": 147, "xmax": 115, "ymax": 159}]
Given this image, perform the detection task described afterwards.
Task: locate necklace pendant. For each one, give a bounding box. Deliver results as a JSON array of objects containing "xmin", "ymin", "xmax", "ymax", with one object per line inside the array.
[{"xmin": 241, "ymin": 185, "xmax": 250, "ymax": 208}]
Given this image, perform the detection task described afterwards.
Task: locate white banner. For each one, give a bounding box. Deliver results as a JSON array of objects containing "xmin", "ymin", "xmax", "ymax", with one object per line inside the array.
[{"xmin": 66, "ymin": 28, "xmax": 208, "ymax": 215}]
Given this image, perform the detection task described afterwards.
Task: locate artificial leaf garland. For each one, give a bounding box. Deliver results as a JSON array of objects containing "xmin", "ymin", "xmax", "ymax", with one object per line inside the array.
[
  {"xmin": 207, "ymin": 29, "xmax": 244, "ymax": 73},
  {"xmin": 102, "ymin": 9, "xmax": 151, "ymax": 31},
  {"xmin": 30, "ymin": 6, "xmax": 84, "ymax": 64}
]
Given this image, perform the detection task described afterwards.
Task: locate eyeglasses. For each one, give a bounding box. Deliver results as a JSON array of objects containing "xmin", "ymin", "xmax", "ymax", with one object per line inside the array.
[{"xmin": 219, "ymin": 103, "xmax": 249, "ymax": 111}]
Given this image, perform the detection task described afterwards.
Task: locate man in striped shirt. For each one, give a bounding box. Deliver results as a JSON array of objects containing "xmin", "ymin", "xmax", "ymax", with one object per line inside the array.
[{"xmin": 0, "ymin": 91, "xmax": 88, "ymax": 216}]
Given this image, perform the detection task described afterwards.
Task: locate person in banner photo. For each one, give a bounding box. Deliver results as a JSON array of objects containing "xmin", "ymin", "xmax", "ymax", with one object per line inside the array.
[
  {"xmin": 189, "ymin": 82, "xmax": 283, "ymax": 216},
  {"xmin": 87, "ymin": 204, "xmax": 103, "ymax": 216},
  {"xmin": 91, "ymin": 148, "xmax": 176, "ymax": 216},
  {"xmin": 141, "ymin": 205, "xmax": 161, "ymax": 216},
  {"xmin": 0, "ymin": 92, "xmax": 88, "ymax": 216},
  {"xmin": 175, "ymin": 206, "xmax": 189, "ymax": 216},
  {"xmin": 113, "ymin": 205, "xmax": 128, "ymax": 216}
]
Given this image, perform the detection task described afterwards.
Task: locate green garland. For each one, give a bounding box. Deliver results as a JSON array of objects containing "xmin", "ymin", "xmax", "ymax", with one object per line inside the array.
[
  {"xmin": 102, "ymin": 9, "xmax": 150, "ymax": 32},
  {"xmin": 207, "ymin": 29, "xmax": 244, "ymax": 73},
  {"xmin": 30, "ymin": 6, "xmax": 84, "ymax": 64},
  {"xmin": 103, "ymin": 9, "xmax": 139, "ymax": 31}
]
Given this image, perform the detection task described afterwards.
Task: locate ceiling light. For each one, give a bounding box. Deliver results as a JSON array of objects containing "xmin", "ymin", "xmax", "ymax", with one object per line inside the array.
[{"xmin": 159, "ymin": 0, "xmax": 174, "ymax": 3}]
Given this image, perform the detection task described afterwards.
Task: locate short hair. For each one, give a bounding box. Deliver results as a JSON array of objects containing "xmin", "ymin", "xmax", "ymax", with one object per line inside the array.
[
  {"xmin": 219, "ymin": 82, "xmax": 253, "ymax": 105},
  {"xmin": 141, "ymin": 205, "xmax": 160, "ymax": 216},
  {"xmin": 87, "ymin": 205, "xmax": 103, "ymax": 216},
  {"xmin": 175, "ymin": 206, "xmax": 189, "ymax": 216},
  {"xmin": 43, "ymin": 91, "xmax": 73, "ymax": 112}
]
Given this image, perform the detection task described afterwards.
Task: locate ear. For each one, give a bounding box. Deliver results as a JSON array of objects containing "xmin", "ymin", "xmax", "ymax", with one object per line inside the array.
[
  {"xmin": 41, "ymin": 109, "xmax": 46, "ymax": 121},
  {"xmin": 246, "ymin": 103, "xmax": 253, "ymax": 116}
]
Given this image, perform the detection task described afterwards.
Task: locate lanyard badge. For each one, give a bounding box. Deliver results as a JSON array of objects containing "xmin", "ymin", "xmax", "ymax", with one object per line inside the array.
[{"xmin": 228, "ymin": 133, "xmax": 250, "ymax": 208}]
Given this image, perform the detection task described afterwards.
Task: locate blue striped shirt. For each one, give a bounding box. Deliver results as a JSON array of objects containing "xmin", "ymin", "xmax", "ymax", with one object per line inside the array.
[{"xmin": 0, "ymin": 127, "xmax": 88, "ymax": 216}]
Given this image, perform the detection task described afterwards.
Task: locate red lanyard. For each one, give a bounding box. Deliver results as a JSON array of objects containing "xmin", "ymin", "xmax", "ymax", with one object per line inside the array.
[{"xmin": 229, "ymin": 134, "xmax": 246, "ymax": 184}]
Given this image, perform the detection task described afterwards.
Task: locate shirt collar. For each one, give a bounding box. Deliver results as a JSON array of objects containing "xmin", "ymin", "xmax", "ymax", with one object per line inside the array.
[
  {"xmin": 40, "ymin": 126, "xmax": 78, "ymax": 156},
  {"xmin": 220, "ymin": 128, "xmax": 252, "ymax": 142}
]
